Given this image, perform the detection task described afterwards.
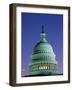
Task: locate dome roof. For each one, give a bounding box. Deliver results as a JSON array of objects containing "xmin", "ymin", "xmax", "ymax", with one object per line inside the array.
[
  {"xmin": 32, "ymin": 29, "xmax": 55, "ymax": 56},
  {"xmin": 30, "ymin": 29, "xmax": 56, "ymax": 64},
  {"xmin": 33, "ymin": 41, "xmax": 54, "ymax": 54}
]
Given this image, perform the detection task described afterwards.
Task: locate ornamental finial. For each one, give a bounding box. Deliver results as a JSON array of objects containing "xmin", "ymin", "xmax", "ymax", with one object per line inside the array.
[{"xmin": 42, "ymin": 25, "xmax": 44, "ymax": 33}]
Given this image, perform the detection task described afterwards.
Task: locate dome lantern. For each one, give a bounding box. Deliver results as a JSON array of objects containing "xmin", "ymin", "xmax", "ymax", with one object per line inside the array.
[{"xmin": 40, "ymin": 25, "xmax": 47, "ymax": 42}]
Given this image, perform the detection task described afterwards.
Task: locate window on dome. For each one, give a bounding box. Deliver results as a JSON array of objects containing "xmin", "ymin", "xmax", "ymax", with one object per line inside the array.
[
  {"xmin": 47, "ymin": 66, "xmax": 49, "ymax": 70},
  {"xmin": 49, "ymin": 64, "xmax": 51, "ymax": 69},
  {"xmin": 51, "ymin": 64, "xmax": 54, "ymax": 70},
  {"xmin": 47, "ymin": 64, "xmax": 49, "ymax": 70},
  {"xmin": 45, "ymin": 66, "xmax": 47, "ymax": 69}
]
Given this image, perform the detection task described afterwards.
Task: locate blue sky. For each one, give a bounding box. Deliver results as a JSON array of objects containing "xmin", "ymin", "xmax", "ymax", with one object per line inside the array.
[{"xmin": 21, "ymin": 12, "xmax": 63, "ymax": 76}]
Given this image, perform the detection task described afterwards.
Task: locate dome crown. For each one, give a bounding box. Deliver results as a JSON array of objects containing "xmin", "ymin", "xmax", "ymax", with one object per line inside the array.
[{"xmin": 40, "ymin": 25, "xmax": 47, "ymax": 43}]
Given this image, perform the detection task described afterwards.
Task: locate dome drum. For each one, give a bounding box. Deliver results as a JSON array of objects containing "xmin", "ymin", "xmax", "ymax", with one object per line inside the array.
[{"xmin": 29, "ymin": 63, "xmax": 57, "ymax": 75}]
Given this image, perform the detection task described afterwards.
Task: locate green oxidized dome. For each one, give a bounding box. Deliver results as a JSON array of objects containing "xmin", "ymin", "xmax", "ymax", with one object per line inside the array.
[{"xmin": 29, "ymin": 26, "xmax": 57, "ymax": 76}]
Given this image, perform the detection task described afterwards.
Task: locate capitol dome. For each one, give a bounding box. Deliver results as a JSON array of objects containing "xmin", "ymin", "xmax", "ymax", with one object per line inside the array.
[{"xmin": 29, "ymin": 26, "xmax": 57, "ymax": 76}]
